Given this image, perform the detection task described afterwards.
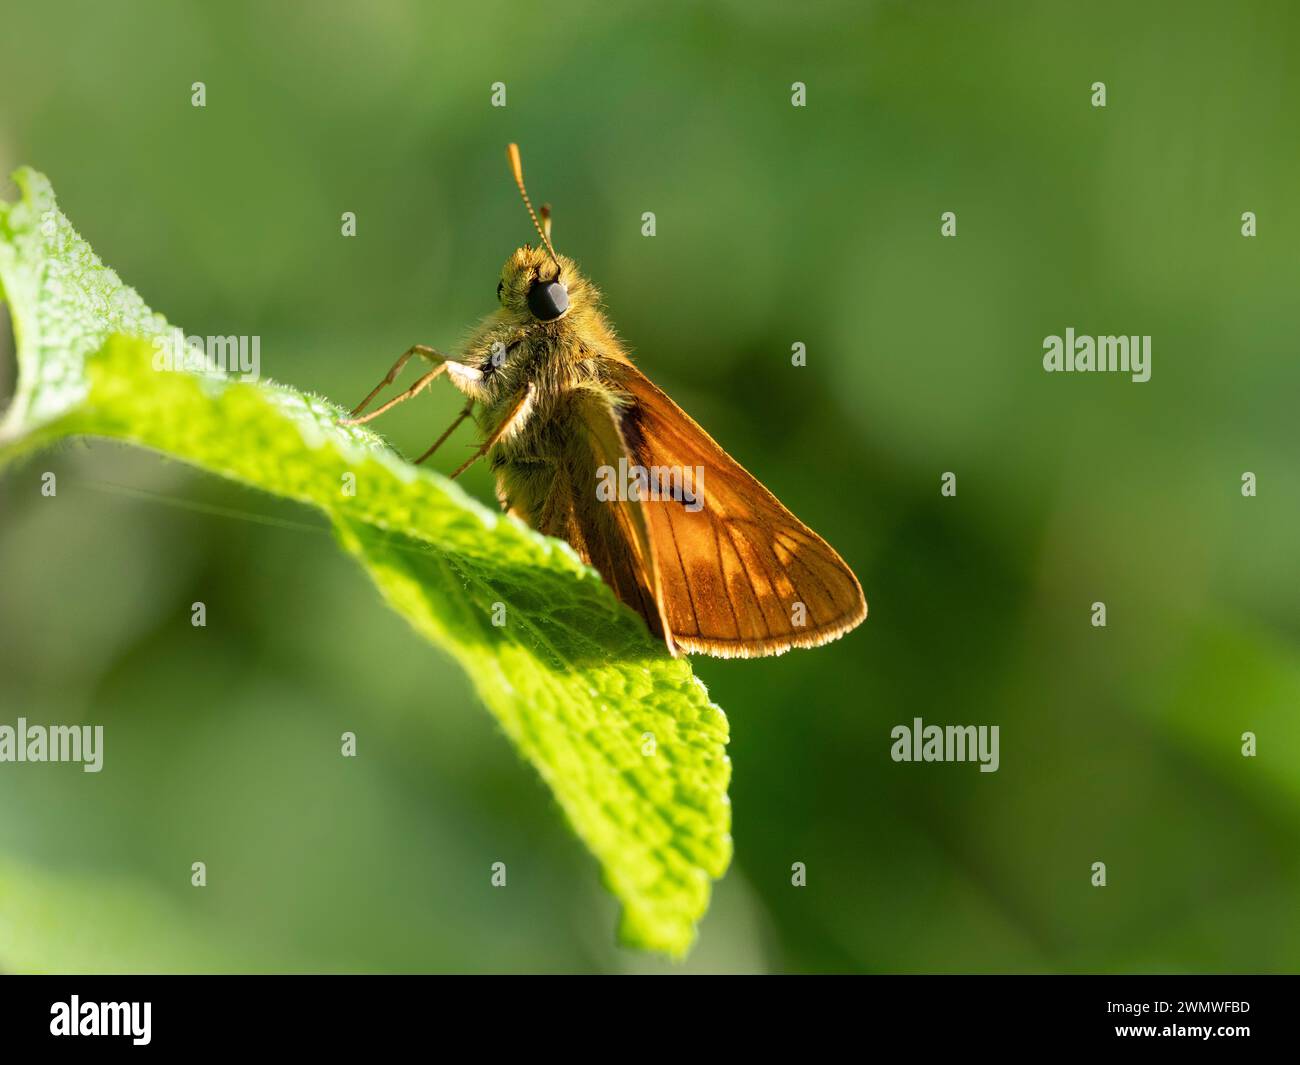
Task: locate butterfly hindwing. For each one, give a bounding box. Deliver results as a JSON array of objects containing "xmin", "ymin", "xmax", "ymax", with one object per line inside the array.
[{"xmin": 500, "ymin": 387, "xmax": 672, "ymax": 649}]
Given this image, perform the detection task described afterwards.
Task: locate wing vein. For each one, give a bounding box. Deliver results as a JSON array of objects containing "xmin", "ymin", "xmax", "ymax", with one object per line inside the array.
[
  {"xmin": 721, "ymin": 519, "xmax": 772, "ymax": 639},
  {"xmin": 708, "ymin": 504, "xmax": 743, "ymax": 637}
]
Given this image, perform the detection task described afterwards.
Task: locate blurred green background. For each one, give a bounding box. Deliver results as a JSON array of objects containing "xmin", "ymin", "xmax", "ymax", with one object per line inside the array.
[{"xmin": 1, "ymin": 0, "xmax": 1298, "ymax": 972}]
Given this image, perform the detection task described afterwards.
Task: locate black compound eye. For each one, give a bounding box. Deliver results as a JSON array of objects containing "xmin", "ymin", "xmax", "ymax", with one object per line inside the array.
[{"xmin": 527, "ymin": 279, "xmax": 569, "ymax": 321}]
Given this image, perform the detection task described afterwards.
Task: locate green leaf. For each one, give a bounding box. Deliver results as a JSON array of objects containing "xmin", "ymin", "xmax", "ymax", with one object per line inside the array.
[{"xmin": 0, "ymin": 168, "xmax": 731, "ymax": 958}]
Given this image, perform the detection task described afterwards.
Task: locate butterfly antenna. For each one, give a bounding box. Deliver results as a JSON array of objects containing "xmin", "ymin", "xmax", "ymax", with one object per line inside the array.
[{"xmin": 506, "ymin": 143, "xmax": 561, "ymax": 271}]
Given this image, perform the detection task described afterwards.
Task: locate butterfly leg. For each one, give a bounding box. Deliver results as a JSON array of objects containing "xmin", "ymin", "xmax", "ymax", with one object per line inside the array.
[
  {"xmin": 413, "ymin": 399, "xmax": 476, "ymax": 465},
  {"xmin": 450, "ymin": 383, "xmax": 535, "ymax": 480},
  {"xmin": 342, "ymin": 344, "xmax": 450, "ymax": 424}
]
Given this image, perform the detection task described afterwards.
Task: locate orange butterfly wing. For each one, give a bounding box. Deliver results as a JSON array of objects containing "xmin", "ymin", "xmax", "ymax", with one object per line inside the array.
[{"xmin": 605, "ymin": 361, "xmax": 867, "ymax": 658}]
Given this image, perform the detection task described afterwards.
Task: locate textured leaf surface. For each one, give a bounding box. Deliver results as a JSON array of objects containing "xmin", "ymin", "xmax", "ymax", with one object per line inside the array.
[{"xmin": 0, "ymin": 169, "xmax": 731, "ymax": 958}]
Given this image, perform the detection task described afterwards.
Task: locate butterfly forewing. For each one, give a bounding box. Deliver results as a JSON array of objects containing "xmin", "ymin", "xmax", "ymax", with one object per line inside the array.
[{"xmin": 608, "ymin": 361, "xmax": 867, "ymax": 658}]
